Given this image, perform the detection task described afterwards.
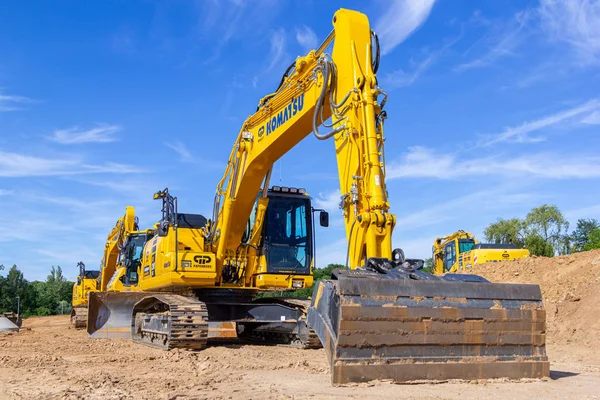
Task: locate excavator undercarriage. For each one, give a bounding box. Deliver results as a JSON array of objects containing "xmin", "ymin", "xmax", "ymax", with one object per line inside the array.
[{"xmin": 88, "ymin": 290, "xmax": 322, "ymax": 350}]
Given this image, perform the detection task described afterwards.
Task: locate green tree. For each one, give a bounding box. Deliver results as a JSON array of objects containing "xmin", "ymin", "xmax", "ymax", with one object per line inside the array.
[
  {"xmin": 571, "ymin": 219, "xmax": 600, "ymax": 252},
  {"xmin": 525, "ymin": 234, "xmax": 555, "ymax": 257},
  {"xmin": 484, "ymin": 218, "xmax": 525, "ymax": 247},
  {"xmin": 582, "ymin": 228, "xmax": 600, "ymax": 251},
  {"xmin": 422, "ymin": 258, "xmax": 434, "ymax": 274},
  {"xmin": 524, "ymin": 205, "xmax": 569, "ymax": 255},
  {"xmin": 0, "ymin": 265, "xmax": 30, "ymax": 314}
]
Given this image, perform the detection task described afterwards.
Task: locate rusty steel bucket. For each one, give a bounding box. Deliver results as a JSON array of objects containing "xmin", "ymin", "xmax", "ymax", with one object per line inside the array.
[
  {"xmin": 307, "ymin": 269, "xmax": 549, "ymax": 385},
  {"xmin": 87, "ymin": 292, "xmax": 238, "ymax": 341}
]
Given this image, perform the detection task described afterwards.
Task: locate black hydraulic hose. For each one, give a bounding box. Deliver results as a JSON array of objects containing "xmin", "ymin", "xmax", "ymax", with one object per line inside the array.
[
  {"xmin": 345, "ymin": 220, "xmax": 357, "ymax": 269},
  {"xmin": 257, "ymin": 61, "xmax": 296, "ymax": 110}
]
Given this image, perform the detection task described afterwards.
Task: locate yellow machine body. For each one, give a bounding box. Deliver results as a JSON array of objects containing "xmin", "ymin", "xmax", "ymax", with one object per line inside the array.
[{"xmin": 432, "ymin": 230, "xmax": 530, "ymax": 274}]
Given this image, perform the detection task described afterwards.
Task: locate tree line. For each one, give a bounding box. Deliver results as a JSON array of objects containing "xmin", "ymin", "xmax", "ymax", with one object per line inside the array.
[
  {"xmin": 0, "ymin": 264, "xmax": 73, "ymax": 317},
  {"xmin": 484, "ymin": 204, "xmax": 600, "ymax": 256}
]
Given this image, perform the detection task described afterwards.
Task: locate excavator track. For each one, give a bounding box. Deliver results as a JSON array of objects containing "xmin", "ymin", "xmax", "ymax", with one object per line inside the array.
[
  {"xmin": 70, "ymin": 307, "xmax": 87, "ymax": 329},
  {"xmin": 299, "ymin": 326, "xmax": 321, "ymax": 349},
  {"xmin": 132, "ymin": 294, "xmax": 209, "ymax": 351}
]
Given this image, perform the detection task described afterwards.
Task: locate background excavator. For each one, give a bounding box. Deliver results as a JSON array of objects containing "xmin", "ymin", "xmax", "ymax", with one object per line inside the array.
[
  {"xmin": 70, "ymin": 262, "xmax": 100, "ymax": 328},
  {"xmin": 432, "ymin": 230, "xmax": 530, "ymax": 274},
  {"xmin": 88, "ymin": 8, "xmax": 548, "ymax": 384}
]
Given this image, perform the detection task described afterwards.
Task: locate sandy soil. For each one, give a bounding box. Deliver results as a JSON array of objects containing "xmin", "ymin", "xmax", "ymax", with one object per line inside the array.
[{"xmin": 1, "ymin": 251, "xmax": 600, "ymax": 399}]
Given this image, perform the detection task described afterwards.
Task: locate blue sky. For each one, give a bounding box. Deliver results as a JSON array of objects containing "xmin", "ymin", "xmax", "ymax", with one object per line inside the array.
[{"xmin": 1, "ymin": 0, "xmax": 599, "ymax": 281}]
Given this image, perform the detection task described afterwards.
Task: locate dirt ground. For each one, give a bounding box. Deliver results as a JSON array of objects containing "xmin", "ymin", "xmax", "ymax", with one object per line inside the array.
[{"xmin": 1, "ymin": 251, "xmax": 600, "ymax": 400}]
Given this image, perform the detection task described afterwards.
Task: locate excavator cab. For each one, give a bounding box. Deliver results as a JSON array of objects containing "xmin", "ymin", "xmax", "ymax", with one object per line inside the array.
[
  {"xmin": 118, "ymin": 233, "xmax": 147, "ymax": 286},
  {"xmin": 263, "ymin": 187, "xmax": 314, "ymax": 275}
]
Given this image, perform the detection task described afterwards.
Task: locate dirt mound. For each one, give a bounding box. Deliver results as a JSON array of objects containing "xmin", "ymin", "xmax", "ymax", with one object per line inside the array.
[{"xmin": 462, "ymin": 249, "xmax": 600, "ymax": 347}]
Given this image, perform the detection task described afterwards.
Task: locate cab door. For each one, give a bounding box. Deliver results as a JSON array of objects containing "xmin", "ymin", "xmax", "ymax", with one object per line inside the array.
[{"xmin": 443, "ymin": 241, "xmax": 456, "ymax": 272}]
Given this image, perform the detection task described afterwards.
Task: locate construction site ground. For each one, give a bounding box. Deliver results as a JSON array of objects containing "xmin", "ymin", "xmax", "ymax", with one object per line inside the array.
[{"xmin": 1, "ymin": 250, "xmax": 600, "ymax": 399}]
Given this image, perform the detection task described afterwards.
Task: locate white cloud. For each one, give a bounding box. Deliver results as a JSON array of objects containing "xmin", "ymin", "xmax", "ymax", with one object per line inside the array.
[
  {"xmin": 295, "ymin": 25, "xmax": 318, "ymax": 52},
  {"xmin": 0, "ymin": 150, "xmax": 142, "ymax": 177},
  {"xmin": 481, "ymin": 98, "xmax": 600, "ymax": 146},
  {"xmin": 456, "ymin": 10, "xmax": 532, "ymax": 71},
  {"xmin": 387, "ymin": 146, "xmax": 600, "ymax": 180},
  {"xmin": 50, "ymin": 124, "xmax": 121, "ymax": 144},
  {"xmin": 268, "ymin": 28, "xmax": 286, "ymax": 71},
  {"xmin": 314, "ymin": 238, "xmax": 348, "ymax": 268},
  {"xmin": 381, "ymin": 33, "xmax": 461, "ymax": 89},
  {"xmin": 539, "ymin": 0, "xmax": 600, "ymax": 66},
  {"xmin": 375, "ymin": 0, "xmax": 436, "ymax": 55},
  {"xmin": 201, "ymin": 0, "xmax": 280, "ymax": 63},
  {"xmin": 382, "ymin": 54, "xmax": 435, "ymax": 88},
  {"xmin": 393, "ymin": 235, "xmax": 434, "ymax": 260},
  {"xmin": 565, "ymin": 203, "xmax": 600, "ymax": 220},
  {"xmin": 314, "ymin": 190, "xmax": 340, "ymax": 213},
  {"xmin": 165, "ymin": 140, "xmax": 195, "ymax": 163},
  {"xmin": 395, "ymin": 187, "xmax": 534, "ymax": 230},
  {"xmin": 0, "ymin": 189, "xmax": 14, "ymax": 196},
  {"xmin": 581, "ymin": 110, "xmax": 600, "ymax": 125},
  {"xmin": 0, "ymin": 91, "xmax": 36, "ymax": 112}
]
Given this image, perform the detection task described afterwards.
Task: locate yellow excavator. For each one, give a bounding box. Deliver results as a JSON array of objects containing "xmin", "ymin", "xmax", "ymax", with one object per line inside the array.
[
  {"xmin": 88, "ymin": 8, "xmax": 548, "ymax": 384},
  {"xmin": 432, "ymin": 230, "xmax": 530, "ymax": 275},
  {"xmin": 70, "ymin": 262, "xmax": 100, "ymax": 328}
]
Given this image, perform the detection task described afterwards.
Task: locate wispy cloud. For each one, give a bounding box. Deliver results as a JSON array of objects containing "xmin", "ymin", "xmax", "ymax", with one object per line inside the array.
[
  {"xmin": 480, "ymin": 99, "xmax": 600, "ymax": 145},
  {"xmin": 395, "ymin": 188, "xmax": 534, "ymax": 230},
  {"xmin": 382, "ymin": 54, "xmax": 435, "ymax": 89},
  {"xmin": 539, "ymin": 0, "xmax": 600, "ymax": 66},
  {"xmin": 0, "ymin": 189, "xmax": 14, "ymax": 196},
  {"xmin": 456, "ymin": 10, "xmax": 532, "ymax": 71},
  {"xmin": 268, "ymin": 28, "xmax": 286, "ymax": 71},
  {"xmin": 387, "ymin": 146, "xmax": 600, "ymax": 180},
  {"xmin": 201, "ymin": 0, "xmax": 280, "ymax": 63},
  {"xmin": 0, "ymin": 150, "xmax": 142, "ymax": 177},
  {"xmin": 295, "ymin": 25, "xmax": 318, "ymax": 52},
  {"xmin": 581, "ymin": 110, "xmax": 600, "ymax": 125},
  {"xmin": 0, "ymin": 90, "xmax": 36, "ymax": 112},
  {"xmin": 314, "ymin": 190, "xmax": 340, "ymax": 213},
  {"xmin": 49, "ymin": 124, "xmax": 121, "ymax": 144},
  {"xmin": 381, "ymin": 33, "xmax": 461, "ymax": 89},
  {"xmin": 165, "ymin": 140, "xmax": 195, "ymax": 163},
  {"xmin": 375, "ymin": 0, "xmax": 437, "ymax": 55}
]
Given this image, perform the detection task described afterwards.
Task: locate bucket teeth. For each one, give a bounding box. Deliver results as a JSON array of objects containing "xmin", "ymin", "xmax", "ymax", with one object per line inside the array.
[{"xmin": 307, "ymin": 271, "xmax": 549, "ymax": 385}]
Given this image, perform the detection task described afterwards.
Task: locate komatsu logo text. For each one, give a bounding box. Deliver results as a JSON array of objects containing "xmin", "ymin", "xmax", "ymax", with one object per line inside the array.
[{"xmin": 259, "ymin": 94, "xmax": 304, "ymax": 139}]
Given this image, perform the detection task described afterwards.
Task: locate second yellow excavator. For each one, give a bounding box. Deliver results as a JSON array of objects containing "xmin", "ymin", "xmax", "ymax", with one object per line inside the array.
[
  {"xmin": 88, "ymin": 8, "xmax": 548, "ymax": 385},
  {"xmin": 70, "ymin": 262, "xmax": 100, "ymax": 328},
  {"xmin": 432, "ymin": 230, "xmax": 530, "ymax": 275}
]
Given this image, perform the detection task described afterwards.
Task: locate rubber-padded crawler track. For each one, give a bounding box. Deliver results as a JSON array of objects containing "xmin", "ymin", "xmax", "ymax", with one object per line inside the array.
[{"xmin": 132, "ymin": 294, "xmax": 208, "ymax": 351}]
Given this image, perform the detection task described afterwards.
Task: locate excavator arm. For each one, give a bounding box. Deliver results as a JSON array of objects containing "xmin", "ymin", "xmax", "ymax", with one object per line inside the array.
[
  {"xmin": 206, "ymin": 9, "xmax": 394, "ymax": 282},
  {"xmin": 99, "ymin": 206, "xmax": 138, "ymax": 291}
]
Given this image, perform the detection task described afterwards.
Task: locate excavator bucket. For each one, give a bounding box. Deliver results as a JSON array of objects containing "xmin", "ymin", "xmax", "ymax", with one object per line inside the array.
[
  {"xmin": 307, "ymin": 269, "xmax": 549, "ymax": 385},
  {"xmin": 87, "ymin": 292, "xmax": 149, "ymax": 338},
  {"xmin": 87, "ymin": 292, "xmax": 238, "ymax": 340}
]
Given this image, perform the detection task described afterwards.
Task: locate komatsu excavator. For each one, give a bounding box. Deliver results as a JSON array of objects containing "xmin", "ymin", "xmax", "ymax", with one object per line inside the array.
[
  {"xmin": 70, "ymin": 262, "xmax": 100, "ymax": 328},
  {"xmin": 88, "ymin": 8, "xmax": 549, "ymax": 384},
  {"xmin": 432, "ymin": 230, "xmax": 530, "ymax": 275}
]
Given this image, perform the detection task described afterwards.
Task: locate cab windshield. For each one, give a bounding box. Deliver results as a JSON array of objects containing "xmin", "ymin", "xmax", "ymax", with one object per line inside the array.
[
  {"xmin": 458, "ymin": 239, "xmax": 475, "ymax": 253},
  {"xmin": 264, "ymin": 195, "xmax": 312, "ymax": 274}
]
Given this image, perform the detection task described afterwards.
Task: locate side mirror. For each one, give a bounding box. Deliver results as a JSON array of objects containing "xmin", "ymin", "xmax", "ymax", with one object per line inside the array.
[
  {"xmin": 157, "ymin": 221, "xmax": 169, "ymax": 237},
  {"xmin": 319, "ymin": 211, "xmax": 329, "ymax": 227}
]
